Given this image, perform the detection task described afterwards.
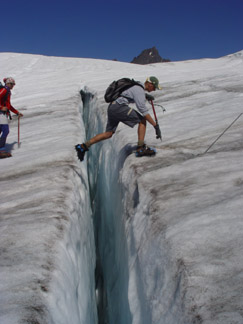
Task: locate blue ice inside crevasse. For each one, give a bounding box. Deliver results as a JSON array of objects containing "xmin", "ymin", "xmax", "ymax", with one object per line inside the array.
[{"xmin": 80, "ymin": 89, "xmax": 133, "ymax": 324}]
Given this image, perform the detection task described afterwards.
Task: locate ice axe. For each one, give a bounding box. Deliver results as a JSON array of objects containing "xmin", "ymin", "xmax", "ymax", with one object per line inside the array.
[{"xmin": 150, "ymin": 100, "xmax": 162, "ymax": 141}]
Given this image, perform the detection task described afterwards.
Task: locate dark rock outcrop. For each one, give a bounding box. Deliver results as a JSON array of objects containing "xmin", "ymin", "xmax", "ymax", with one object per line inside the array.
[{"xmin": 131, "ymin": 46, "xmax": 170, "ymax": 64}]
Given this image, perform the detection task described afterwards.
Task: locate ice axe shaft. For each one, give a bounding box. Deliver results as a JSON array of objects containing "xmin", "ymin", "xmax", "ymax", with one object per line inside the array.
[
  {"xmin": 151, "ymin": 100, "xmax": 158, "ymax": 123},
  {"xmin": 18, "ymin": 116, "xmax": 20, "ymax": 148},
  {"xmin": 151, "ymin": 100, "xmax": 162, "ymax": 141}
]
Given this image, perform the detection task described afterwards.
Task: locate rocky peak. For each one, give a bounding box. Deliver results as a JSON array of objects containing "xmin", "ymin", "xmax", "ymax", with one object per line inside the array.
[{"xmin": 131, "ymin": 46, "xmax": 170, "ymax": 64}]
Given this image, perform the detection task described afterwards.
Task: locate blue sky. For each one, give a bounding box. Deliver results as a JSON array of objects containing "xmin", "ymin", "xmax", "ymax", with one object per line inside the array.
[{"xmin": 1, "ymin": 0, "xmax": 242, "ymax": 62}]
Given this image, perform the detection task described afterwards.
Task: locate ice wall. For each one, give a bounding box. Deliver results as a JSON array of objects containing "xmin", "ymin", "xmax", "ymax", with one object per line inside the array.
[{"xmin": 45, "ymin": 162, "xmax": 97, "ymax": 324}]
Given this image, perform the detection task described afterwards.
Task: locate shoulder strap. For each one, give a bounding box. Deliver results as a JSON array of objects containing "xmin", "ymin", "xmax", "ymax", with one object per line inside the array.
[{"xmin": 120, "ymin": 81, "xmax": 144, "ymax": 100}]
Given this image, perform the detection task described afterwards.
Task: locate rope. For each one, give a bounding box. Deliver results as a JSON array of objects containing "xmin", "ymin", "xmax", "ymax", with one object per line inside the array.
[{"xmin": 204, "ymin": 113, "xmax": 243, "ymax": 154}]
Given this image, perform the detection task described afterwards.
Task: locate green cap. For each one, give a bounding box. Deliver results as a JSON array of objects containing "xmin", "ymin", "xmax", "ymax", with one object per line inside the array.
[{"xmin": 146, "ymin": 76, "xmax": 162, "ymax": 90}]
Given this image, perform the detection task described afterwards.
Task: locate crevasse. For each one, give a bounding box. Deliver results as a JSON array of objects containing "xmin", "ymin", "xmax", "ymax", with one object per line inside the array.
[{"xmin": 81, "ymin": 89, "xmax": 133, "ymax": 324}]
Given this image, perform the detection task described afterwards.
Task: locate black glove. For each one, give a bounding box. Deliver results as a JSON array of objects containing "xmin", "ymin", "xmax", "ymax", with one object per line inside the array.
[
  {"xmin": 154, "ymin": 123, "xmax": 162, "ymax": 140},
  {"xmin": 145, "ymin": 94, "xmax": 154, "ymax": 101}
]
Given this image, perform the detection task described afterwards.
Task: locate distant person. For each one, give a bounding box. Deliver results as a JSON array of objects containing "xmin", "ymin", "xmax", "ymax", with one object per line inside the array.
[
  {"xmin": 76, "ymin": 76, "xmax": 162, "ymax": 161},
  {"xmin": 0, "ymin": 77, "xmax": 23, "ymax": 152}
]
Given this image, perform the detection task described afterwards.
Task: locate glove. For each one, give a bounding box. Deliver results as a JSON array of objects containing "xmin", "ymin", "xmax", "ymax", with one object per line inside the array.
[
  {"xmin": 154, "ymin": 123, "xmax": 162, "ymax": 140},
  {"xmin": 145, "ymin": 94, "xmax": 154, "ymax": 101}
]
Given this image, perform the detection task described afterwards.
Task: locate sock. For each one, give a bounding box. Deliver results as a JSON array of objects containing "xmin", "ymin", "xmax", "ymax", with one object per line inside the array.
[
  {"xmin": 137, "ymin": 140, "xmax": 144, "ymax": 147},
  {"xmin": 85, "ymin": 140, "xmax": 92, "ymax": 148}
]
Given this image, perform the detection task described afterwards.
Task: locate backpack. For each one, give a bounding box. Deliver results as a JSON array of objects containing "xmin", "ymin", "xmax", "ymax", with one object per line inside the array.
[
  {"xmin": 104, "ymin": 78, "xmax": 144, "ymax": 103},
  {"xmin": 0, "ymin": 82, "xmax": 10, "ymax": 105},
  {"xmin": 0, "ymin": 82, "xmax": 12, "ymax": 119}
]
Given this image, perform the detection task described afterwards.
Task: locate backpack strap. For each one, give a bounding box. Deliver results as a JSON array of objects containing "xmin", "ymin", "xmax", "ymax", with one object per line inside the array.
[{"xmin": 119, "ymin": 83, "xmax": 144, "ymax": 101}]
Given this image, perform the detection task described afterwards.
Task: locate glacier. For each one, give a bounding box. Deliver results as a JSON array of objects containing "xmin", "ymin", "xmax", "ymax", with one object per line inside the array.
[{"xmin": 0, "ymin": 51, "xmax": 243, "ymax": 324}]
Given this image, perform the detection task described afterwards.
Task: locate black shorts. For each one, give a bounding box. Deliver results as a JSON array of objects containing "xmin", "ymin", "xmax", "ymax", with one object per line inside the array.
[{"xmin": 105, "ymin": 102, "xmax": 144, "ymax": 133}]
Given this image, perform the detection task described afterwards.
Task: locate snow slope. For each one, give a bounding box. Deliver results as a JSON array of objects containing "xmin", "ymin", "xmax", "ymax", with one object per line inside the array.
[{"xmin": 0, "ymin": 51, "xmax": 243, "ymax": 324}]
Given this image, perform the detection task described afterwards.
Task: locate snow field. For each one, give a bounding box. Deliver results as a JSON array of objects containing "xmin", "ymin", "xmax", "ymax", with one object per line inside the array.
[{"xmin": 0, "ymin": 51, "xmax": 243, "ymax": 323}]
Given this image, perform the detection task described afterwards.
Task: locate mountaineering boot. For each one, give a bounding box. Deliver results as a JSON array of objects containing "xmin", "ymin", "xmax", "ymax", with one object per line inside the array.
[
  {"xmin": 0, "ymin": 151, "xmax": 12, "ymax": 158},
  {"xmin": 135, "ymin": 144, "xmax": 156, "ymax": 157},
  {"xmin": 75, "ymin": 143, "xmax": 89, "ymax": 161}
]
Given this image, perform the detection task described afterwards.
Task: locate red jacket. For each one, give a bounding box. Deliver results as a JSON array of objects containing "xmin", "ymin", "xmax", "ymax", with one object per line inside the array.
[{"xmin": 0, "ymin": 86, "xmax": 19, "ymax": 116}]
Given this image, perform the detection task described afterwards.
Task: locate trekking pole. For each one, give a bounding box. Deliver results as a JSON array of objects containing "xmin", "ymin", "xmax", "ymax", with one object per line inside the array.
[
  {"xmin": 151, "ymin": 100, "xmax": 162, "ymax": 141},
  {"xmin": 204, "ymin": 112, "xmax": 243, "ymax": 154},
  {"xmin": 18, "ymin": 116, "xmax": 20, "ymax": 148}
]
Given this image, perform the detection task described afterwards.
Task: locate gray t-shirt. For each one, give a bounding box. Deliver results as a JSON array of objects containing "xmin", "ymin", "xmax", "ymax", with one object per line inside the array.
[{"xmin": 116, "ymin": 84, "xmax": 149, "ymax": 116}]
